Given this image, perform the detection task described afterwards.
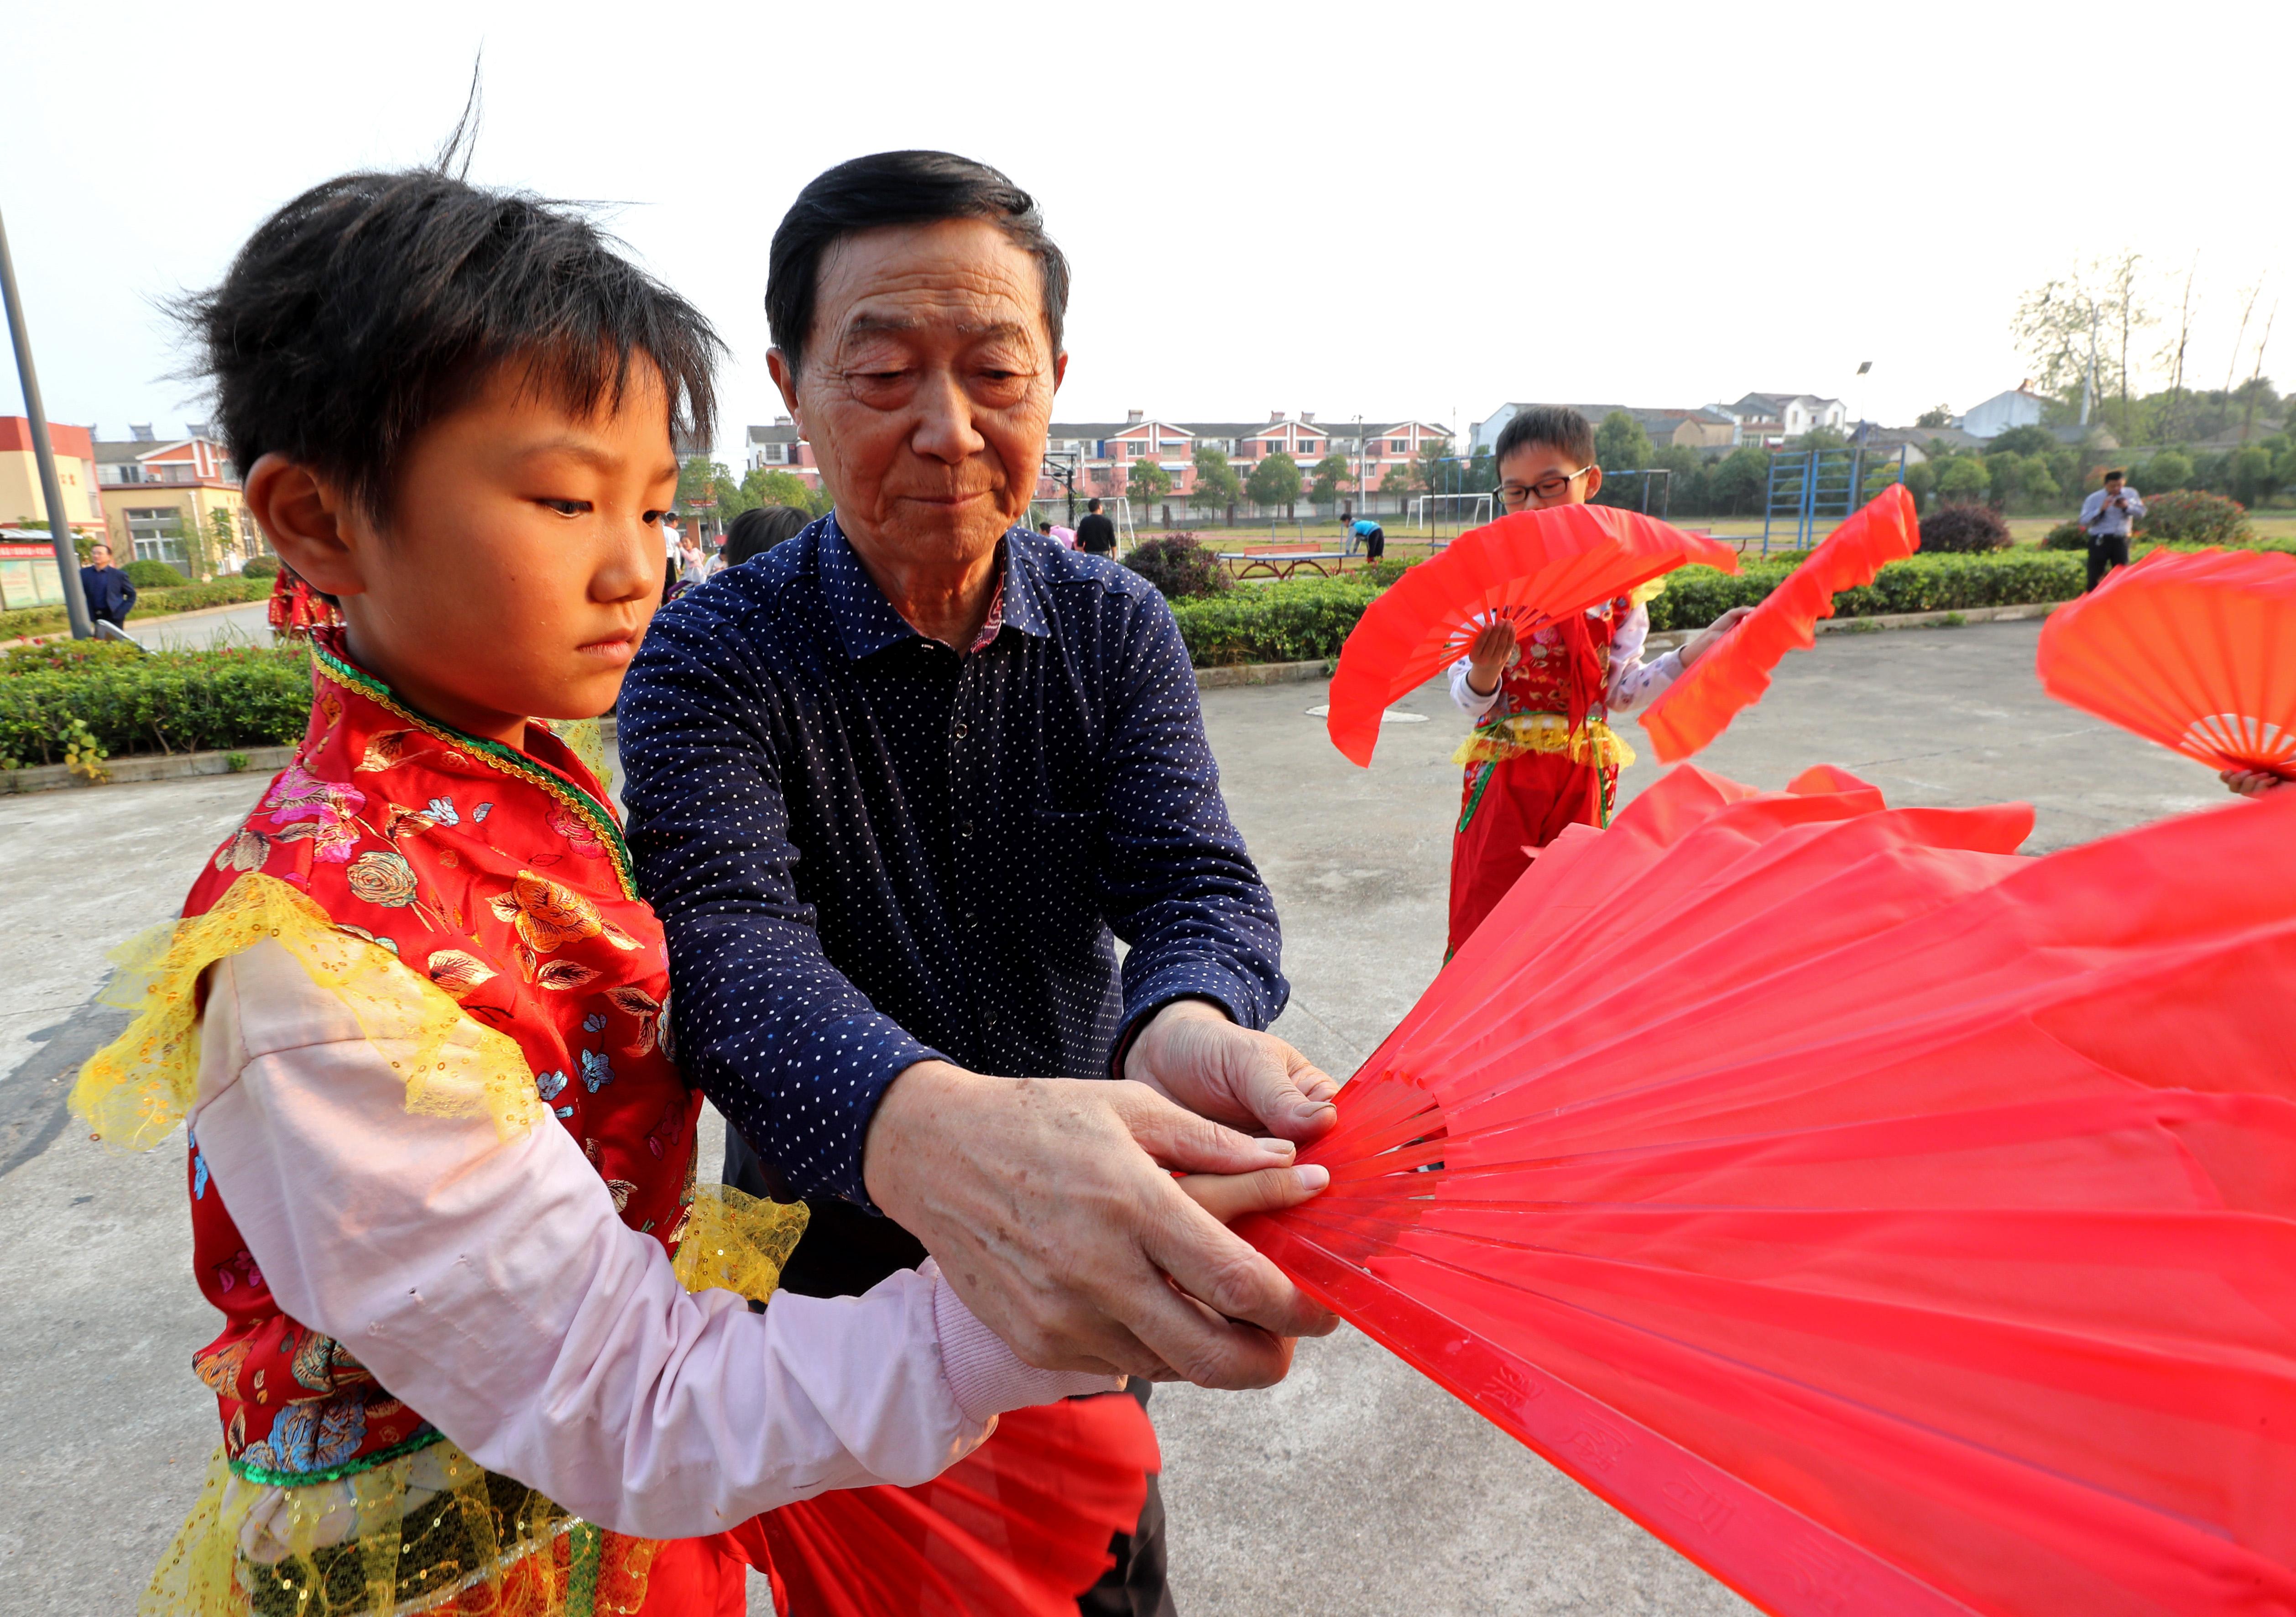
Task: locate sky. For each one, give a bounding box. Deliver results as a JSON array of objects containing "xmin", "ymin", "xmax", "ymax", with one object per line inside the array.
[{"xmin": 5, "ymin": 0, "xmax": 2288, "ymax": 464}]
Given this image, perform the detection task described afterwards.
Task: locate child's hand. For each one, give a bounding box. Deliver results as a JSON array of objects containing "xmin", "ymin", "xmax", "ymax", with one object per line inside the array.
[
  {"xmin": 2222, "ymin": 768, "xmax": 2290, "ymax": 798},
  {"xmin": 1177, "ymin": 1158, "xmax": 1331, "ymax": 1225},
  {"xmin": 1466, "ymin": 620, "xmax": 1519, "ymax": 696},
  {"xmin": 1678, "ymin": 604, "xmax": 1755, "ymax": 669}
]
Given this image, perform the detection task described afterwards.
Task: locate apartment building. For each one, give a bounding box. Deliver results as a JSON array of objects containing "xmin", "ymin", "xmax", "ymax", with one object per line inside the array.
[
  {"xmin": 0, "ymin": 417, "xmax": 106, "ymax": 541},
  {"xmin": 1473, "ymin": 403, "xmax": 1740, "ymax": 454},
  {"xmin": 93, "ymin": 425, "xmax": 259, "ymax": 575}
]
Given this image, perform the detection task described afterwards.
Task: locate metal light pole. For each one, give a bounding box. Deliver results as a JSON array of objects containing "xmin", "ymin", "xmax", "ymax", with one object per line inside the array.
[{"xmin": 0, "ymin": 202, "xmax": 93, "ymax": 638}]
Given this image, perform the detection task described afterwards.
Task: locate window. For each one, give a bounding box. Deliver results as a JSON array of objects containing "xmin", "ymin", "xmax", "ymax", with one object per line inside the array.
[
  {"xmin": 126, "ymin": 507, "xmax": 188, "ymax": 565},
  {"xmin": 1392, "ymin": 439, "xmax": 1408, "ymax": 454},
  {"xmin": 105, "ymin": 463, "xmax": 143, "ymax": 485},
  {"xmin": 1302, "ymin": 442, "xmax": 1317, "ymax": 455}
]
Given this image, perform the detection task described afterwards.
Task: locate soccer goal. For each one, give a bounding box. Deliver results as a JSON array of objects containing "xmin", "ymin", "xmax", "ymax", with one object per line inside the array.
[{"xmin": 1409, "ymin": 492, "xmax": 1493, "ymax": 539}]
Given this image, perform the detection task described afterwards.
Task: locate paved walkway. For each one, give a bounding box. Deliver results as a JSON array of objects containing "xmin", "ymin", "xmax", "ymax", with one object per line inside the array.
[{"xmin": 0, "ymin": 620, "xmax": 2215, "ymax": 1615}]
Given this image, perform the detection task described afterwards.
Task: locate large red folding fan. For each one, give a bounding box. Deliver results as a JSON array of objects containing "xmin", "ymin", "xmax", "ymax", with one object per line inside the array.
[
  {"xmin": 1241, "ymin": 764, "xmax": 2296, "ymax": 1616},
  {"xmin": 1325, "ymin": 505, "xmax": 1738, "ymax": 765},
  {"xmin": 2036, "ymin": 544, "xmax": 2296, "ymax": 779},
  {"xmin": 1639, "ymin": 484, "xmax": 1920, "ymax": 762}
]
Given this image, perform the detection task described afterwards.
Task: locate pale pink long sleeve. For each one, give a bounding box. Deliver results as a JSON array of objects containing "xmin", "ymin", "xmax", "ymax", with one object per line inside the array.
[{"xmin": 189, "ymin": 940, "xmax": 1117, "ymax": 1539}]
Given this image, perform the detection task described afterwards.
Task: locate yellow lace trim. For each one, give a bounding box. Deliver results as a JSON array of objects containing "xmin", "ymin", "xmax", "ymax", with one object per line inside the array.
[
  {"xmin": 1628, "ymin": 574, "xmax": 1668, "ymax": 607},
  {"xmin": 548, "ymin": 718, "xmax": 612, "ymax": 792},
  {"xmin": 1453, "ymin": 713, "xmax": 1636, "ymax": 770},
  {"xmin": 71, "ymin": 872, "xmax": 545, "ymax": 1153},
  {"xmin": 675, "ymin": 1182, "xmax": 811, "ymax": 1299},
  {"xmin": 144, "ymin": 1440, "xmax": 660, "ymax": 1617}
]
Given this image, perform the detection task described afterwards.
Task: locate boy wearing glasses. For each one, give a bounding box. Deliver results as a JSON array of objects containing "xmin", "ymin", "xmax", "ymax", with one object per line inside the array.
[{"xmin": 1445, "ymin": 406, "xmax": 1748, "ymax": 955}]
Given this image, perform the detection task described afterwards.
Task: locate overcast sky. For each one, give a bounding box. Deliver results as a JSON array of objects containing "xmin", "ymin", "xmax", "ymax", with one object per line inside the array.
[{"xmin": 6, "ymin": 0, "xmax": 2287, "ymax": 461}]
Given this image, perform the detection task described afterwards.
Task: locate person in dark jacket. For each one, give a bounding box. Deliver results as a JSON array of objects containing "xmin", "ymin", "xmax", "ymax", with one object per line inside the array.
[
  {"xmin": 1074, "ymin": 496, "xmax": 1117, "ymax": 555},
  {"xmin": 79, "ymin": 542, "xmax": 137, "ymax": 627}
]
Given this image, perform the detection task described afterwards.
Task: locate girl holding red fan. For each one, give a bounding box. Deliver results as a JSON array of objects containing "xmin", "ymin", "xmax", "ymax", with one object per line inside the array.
[{"xmin": 1446, "ymin": 407, "xmax": 1748, "ymax": 955}]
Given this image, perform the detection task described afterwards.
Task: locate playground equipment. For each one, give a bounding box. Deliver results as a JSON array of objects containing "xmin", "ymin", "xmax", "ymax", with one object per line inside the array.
[
  {"xmin": 1761, "ymin": 445, "xmax": 1908, "ymax": 555},
  {"xmin": 1408, "ymin": 492, "xmax": 1494, "ymax": 540}
]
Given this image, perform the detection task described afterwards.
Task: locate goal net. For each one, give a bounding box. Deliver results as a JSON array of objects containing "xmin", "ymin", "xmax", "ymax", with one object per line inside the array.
[{"xmin": 1408, "ymin": 492, "xmax": 1493, "ymax": 537}]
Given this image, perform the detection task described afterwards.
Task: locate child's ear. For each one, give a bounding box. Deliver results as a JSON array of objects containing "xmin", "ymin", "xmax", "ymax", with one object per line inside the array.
[
  {"xmin": 243, "ymin": 454, "xmax": 369, "ymax": 598},
  {"xmin": 1581, "ymin": 464, "xmax": 1604, "ymax": 502}
]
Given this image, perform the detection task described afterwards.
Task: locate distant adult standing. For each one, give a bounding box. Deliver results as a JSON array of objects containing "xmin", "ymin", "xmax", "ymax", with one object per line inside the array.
[
  {"xmin": 79, "ymin": 542, "xmax": 136, "ymax": 629},
  {"xmin": 2079, "ymin": 469, "xmax": 2145, "ymax": 593},
  {"xmin": 1349, "ymin": 516, "xmax": 1385, "ymax": 562},
  {"xmin": 1075, "ymin": 496, "xmax": 1116, "ymax": 556}
]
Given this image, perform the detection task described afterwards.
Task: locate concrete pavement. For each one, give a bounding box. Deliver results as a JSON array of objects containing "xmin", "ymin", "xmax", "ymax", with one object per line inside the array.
[{"xmin": 0, "ymin": 619, "xmax": 2218, "ymax": 1615}]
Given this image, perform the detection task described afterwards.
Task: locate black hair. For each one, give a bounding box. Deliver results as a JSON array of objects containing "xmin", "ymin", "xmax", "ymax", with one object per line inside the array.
[
  {"xmin": 1086, "ymin": 497, "xmax": 1102, "ymax": 512},
  {"xmin": 177, "ymin": 167, "xmax": 723, "ymax": 526},
  {"xmin": 1494, "ymin": 406, "xmax": 1596, "ymax": 469},
  {"xmin": 723, "ymin": 504, "xmax": 809, "ymax": 565},
  {"xmin": 765, "ymin": 151, "xmax": 1069, "ymax": 375},
  {"xmin": 2104, "ymin": 467, "xmax": 2127, "ymax": 481}
]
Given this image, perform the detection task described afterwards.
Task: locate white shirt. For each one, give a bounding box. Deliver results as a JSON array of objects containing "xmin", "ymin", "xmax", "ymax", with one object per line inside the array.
[
  {"xmin": 190, "ymin": 940, "xmax": 1117, "ymax": 1539},
  {"xmin": 2080, "ymin": 487, "xmax": 2145, "ymax": 537},
  {"xmin": 1448, "ymin": 602, "xmax": 1683, "ymax": 722}
]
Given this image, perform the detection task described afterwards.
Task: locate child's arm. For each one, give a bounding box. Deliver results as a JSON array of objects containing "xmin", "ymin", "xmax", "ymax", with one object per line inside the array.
[
  {"xmin": 1603, "ymin": 604, "xmax": 1754, "ymax": 715},
  {"xmin": 190, "ymin": 939, "xmax": 1120, "ymax": 1539}
]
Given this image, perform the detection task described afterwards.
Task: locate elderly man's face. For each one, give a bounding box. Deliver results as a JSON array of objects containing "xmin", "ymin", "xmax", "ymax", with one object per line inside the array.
[{"xmin": 775, "ymin": 218, "xmax": 1063, "ymax": 567}]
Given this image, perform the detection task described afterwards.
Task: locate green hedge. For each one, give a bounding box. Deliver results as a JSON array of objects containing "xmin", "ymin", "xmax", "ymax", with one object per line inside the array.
[
  {"xmin": 0, "ymin": 644, "xmax": 309, "ymax": 767},
  {"xmin": 0, "ymin": 575, "xmax": 271, "ymax": 642},
  {"xmin": 1645, "ymin": 549, "xmax": 2091, "ymax": 630},
  {"xmin": 1170, "ymin": 577, "xmax": 1381, "ymax": 666}
]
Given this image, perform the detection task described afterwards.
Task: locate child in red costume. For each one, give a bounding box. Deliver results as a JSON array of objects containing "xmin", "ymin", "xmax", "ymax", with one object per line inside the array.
[
  {"xmin": 73, "ymin": 162, "xmax": 1317, "ymax": 1617},
  {"xmin": 1445, "ymin": 407, "xmax": 1750, "ymax": 956}
]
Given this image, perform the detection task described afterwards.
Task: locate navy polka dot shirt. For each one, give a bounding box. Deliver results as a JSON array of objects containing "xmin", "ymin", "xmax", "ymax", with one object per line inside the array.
[{"xmin": 618, "ymin": 516, "xmax": 1289, "ymax": 1213}]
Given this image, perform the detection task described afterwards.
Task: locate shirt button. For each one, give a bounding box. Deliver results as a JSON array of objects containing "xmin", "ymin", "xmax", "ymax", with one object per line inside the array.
[
  {"xmin": 953, "ymin": 722, "xmax": 970, "ymax": 740},
  {"xmin": 960, "ymin": 819, "xmax": 974, "ymax": 838}
]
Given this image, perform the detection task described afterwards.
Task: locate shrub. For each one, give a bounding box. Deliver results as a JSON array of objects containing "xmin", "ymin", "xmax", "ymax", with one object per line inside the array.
[
  {"xmin": 125, "ymin": 558, "xmax": 190, "ymax": 588},
  {"xmin": 1643, "ymin": 550, "xmax": 2089, "ymax": 631},
  {"xmin": 1123, "ymin": 535, "xmax": 1231, "ymax": 600},
  {"xmin": 2041, "ymin": 520, "xmax": 2089, "ymax": 550},
  {"xmin": 240, "ymin": 554, "xmax": 281, "ymax": 579},
  {"xmin": 1918, "ymin": 506, "xmax": 2012, "ymax": 553},
  {"xmin": 0, "ymin": 645, "xmax": 309, "ymax": 766},
  {"xmin": 2136, "ymin": 489, "xmax": 2250, "ymax": 546},
  {"xmin": 2138, "ymin": 450, "xmax": 2193, "ymax": 492},
  {"xmin": 1169, "ymin": 577, "xmax": 1378, "ymax": 666}
]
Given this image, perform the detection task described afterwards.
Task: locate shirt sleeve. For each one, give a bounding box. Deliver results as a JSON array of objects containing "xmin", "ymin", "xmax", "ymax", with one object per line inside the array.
[
  {"xmin": 1450, "ymin": 655, "xmax": 1500, "ymax": 719},
  {"xmin": 1601, "ymin": 605, "xmax": 1684, "ymax": 715},
  {"xmin": 2124, "ymin": 489, "xmax": 2145, "ymax": 517},
  {"xmin": 2080, "ymin": 491, "xmax": 2105, "ymax": 526},
  {"xmin": 190, "ymin": 941, "xmax": 1118, "ymax": 1539},
  {"xmin": 617, "ymin": 605, "xmax": 946, "ymax": 1209},
  {"xmin": 1101, "ymin": 589, "xmax": 1289, "ymax": 1059}
]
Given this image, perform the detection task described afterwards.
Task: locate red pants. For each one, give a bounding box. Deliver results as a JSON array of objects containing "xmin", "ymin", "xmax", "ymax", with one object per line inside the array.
[{"xmin": 1447, "ymin": 750, "xmax": 1612, "ymax": 957}]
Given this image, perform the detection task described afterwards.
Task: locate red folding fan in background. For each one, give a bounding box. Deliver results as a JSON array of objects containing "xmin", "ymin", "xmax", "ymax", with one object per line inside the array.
[
  {"xmin": 717, "ymin": 1395, "xmax": 1159, "ymax": 1617},
  {"xmin": 2037, "ymin": 545, "xmax": 2296, "ymax": 779},
  {"xmin": 1325, "ymin": 505, "xmax": 1739, "ymax": 765},
  {"xmin": 1242, "ymin": 766, "xmax": 2296, "ymax": 1617},
  {"xmin": 1639, "ymin": 484, "xmax": 1920, "ymax": 762}
]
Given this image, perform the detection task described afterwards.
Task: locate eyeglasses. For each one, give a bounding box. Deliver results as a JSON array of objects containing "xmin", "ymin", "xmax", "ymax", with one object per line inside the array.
[{"xmin": 1497, "ymin": 467, "xmax": 1592, "ymax": 510}]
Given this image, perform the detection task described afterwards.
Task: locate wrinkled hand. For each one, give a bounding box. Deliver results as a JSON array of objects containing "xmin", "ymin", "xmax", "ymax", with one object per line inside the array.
[
  {"xmin": 1678, "ymin": 604, "xmax": 1755, "ymax": 669},
  {"xmin": 862, "ymin": 1060, "xmax": 1337, "ymax": 1387},
  {"xmin": 1465, "ymin": 619, "xmax": 1519, "ymax": 696},
  {"xmin": 1125, "ymin": 999, "xmax": 1339, "ymax": 1144},
  {"xmin": 2222, "ymin": 767, "xmax": 2291, "ymax": 798}
]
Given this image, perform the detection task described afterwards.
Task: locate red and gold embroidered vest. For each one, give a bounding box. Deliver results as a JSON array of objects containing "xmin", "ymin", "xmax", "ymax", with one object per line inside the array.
[
  {"xmin": 180, "ymin": 631, "xmax": 699, "ymax": 1484},
  {"xmin": 1487, "ymin": 596, "xmax": 1627, "ymax": 722}
]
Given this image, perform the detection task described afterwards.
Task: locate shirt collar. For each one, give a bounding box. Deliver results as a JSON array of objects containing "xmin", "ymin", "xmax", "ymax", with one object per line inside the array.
[{"xmin": 818, "ymin": 514, "xmax": 1051, "ymax": 660}]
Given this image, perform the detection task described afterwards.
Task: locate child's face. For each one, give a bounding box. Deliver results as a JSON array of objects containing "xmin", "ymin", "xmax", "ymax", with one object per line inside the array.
[
  {"xmin": 259, "ymin": 361, "xmax": 677, "ymax": 743},
  {"xmin": 1497, "ymin": 443, "xmax": 1603, "ymax": 512}
]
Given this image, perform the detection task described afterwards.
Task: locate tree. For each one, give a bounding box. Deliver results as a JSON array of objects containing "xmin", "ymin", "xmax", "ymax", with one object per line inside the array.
[
  {"xmin": 742, "ymin": 467, "xmax": 830, "ymax": 516},
  {"xmin": 1706, "ymin": 446, "xmax": 1768, "ymax": 516},
  {"xmin": 2229, "ymin": 445, "xmax": 2277, "ymax": 506},
  {"xmin": 1246, "ymin": 451, "xmax": 1302, "ymax": 517},
  {"xmin": 1790, "ymin": 426, "xmax": 1848, "ymax": 454},
  {"xmin": 1646, "ymin": 444, "xmax": 1705, "ymax": 516},
  {"xmin": 1985, "ymin": 425, "xmax": 2057, "ymax": 458},
  {"xmin": 209, "ymin": 507, "xmax": 239, "ymax": 577},
  {"xmin": 1190, "ymin": 444, "xmax": 1242, "ymax": 517},
  {"xmin": 1309, "ymin": 452, "xmax": 1354, "ymax": 510},
  {"xmin": 1916, "ymin": 404, "xmax": 1955, "ymax": 428},
  {"xmin": 1378, "ymin": 463, "xmax": 1413, "ymax": 504},
  {"xmin": 1932, "ymin": 456, "xmax": 1992, "ymax": 505},
  {"xmin": 1127, "ymin": 454, "xmax": 1174, "ymax": 520},
  {"xmin": 2140, "ymin": 450, "xmax": 2194, "ymax": 491},
  {"xmin": 1594, "ymin": 411, "xmax": 1653, "ymax": 471},
  {"xmin": 2014, "ymin": 253, "xmax": 2149, "ymax": 434},
  {"xmin": 1410, "ymin": 438, "xmax": 1456, "ymax": 498}
]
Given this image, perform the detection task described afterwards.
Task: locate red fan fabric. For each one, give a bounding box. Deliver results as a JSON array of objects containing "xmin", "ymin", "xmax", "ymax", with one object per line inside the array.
[
  {"xmin": 1325, "ymin": 505, "xmax": 1738, "ymax": 765},
  {"xmin": 2036, "ymin": 544, "xmax": 2296, "ymax": 778},
  {"xmin": 715, "ymin": 1393, "xmax": 1159, "ymax": 1617},
  {"xmin": 1639, "ymin": 484, "xmax": 1920, "ymax": 762},
  {"xmin": 1243, "ymin": 765, "xmax": 2296, "ymax": 1617}
]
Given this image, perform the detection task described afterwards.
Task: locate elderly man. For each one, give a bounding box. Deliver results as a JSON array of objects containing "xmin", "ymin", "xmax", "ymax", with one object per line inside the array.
[{"xmin": 617, "ymin": 151, "xmax": 1336, "ymax": 1611}]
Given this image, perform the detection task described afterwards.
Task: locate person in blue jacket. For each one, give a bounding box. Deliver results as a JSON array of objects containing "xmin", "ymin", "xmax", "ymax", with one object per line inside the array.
[
  {"xmin": 1349, "ymin": 516, "xmax": 1385, "ymax": 560},
  {"xmin": 78, "ymin": 542, "xmax": 137, "ymax": 627}
]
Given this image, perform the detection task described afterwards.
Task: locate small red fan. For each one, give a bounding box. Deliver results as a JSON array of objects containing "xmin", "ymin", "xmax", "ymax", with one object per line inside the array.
[
  {"xmin": 1243, "ymin": 765, "xmax": 2296, "ymax": 1617},
  {"xmin": 715, "ymin": 1393, "xmax": 1158, "ymax": 1617},
  {"xmin": 1325, "ymin": 505, "xmax": 1738, "ymax": 764},
  {"xmin": 2037, "ymin": 545, "xmax": 2296, "ymax": 779},
  {"xmin": 1639, "ymin": 484, "xmax": 1920, "ymax": 762}
]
